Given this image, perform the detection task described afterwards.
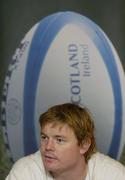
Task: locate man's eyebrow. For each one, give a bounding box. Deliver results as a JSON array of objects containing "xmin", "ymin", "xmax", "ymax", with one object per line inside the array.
[
  {"xmin": 54, "ymin": 135, "xmax": 67, "ymax": 139},
  {"xmin": 40, "ymin": 132, "xmax": 47, "ymax": 136},
  {"xmin": 40, "ymin": 132, "xmax": 66, "ymax": 139}
]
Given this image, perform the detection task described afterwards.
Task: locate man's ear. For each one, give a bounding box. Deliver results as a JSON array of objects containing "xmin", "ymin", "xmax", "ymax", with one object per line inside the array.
[{"xmin": 80, "ymin": 138, "xmax": 91, "ymax": 155}]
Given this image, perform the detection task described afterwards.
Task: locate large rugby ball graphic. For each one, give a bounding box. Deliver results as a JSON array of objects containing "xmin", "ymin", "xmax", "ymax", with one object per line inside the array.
[{"xmin": 1, "ymin": 11, "xmax": 125, "ymax": 162}]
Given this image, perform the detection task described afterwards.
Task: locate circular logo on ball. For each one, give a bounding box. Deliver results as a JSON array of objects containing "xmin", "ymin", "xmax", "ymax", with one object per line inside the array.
[
  {"xmin": 6, "ymin": 98, "xmax": 21, "ymax": 125},
  {"xmin": 1, "ymin": 11, "xmax": 125, "ymax": 162}
]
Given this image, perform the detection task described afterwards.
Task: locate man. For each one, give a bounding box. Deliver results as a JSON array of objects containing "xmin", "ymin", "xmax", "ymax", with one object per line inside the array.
[{"xmin": 6, "ymin": 103, "xmax": 125, "ymax": 180}]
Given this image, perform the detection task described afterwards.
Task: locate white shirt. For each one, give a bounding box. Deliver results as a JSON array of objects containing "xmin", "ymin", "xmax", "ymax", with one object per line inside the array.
[{"xmin": 6, "ymin": 151, "xmax": 125, "ymax": 180}]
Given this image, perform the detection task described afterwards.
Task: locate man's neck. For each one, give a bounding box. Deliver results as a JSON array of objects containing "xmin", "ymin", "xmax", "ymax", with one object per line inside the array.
[{"xmin": 50, "ymin": 161, "xmax": 88, "ymax": 180}]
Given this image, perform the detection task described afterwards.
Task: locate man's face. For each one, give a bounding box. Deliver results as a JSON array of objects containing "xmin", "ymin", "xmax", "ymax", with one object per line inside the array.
[{"xmin": 40, "ymin": 122, "xmax": 86, "ymax": 175}]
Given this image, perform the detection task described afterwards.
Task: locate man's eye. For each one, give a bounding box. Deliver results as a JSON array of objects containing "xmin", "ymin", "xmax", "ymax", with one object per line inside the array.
[
  {"xmin": 56, "ymin": 138, "xmax": 65, "ymax": 144},
  {"xmin": 41, "ymin": 135, "xmax": 47, "ymax": 141}
]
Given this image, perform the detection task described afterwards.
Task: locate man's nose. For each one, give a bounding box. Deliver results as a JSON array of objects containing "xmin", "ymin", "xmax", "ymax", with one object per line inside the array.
[{"xmin": 45, "ymin": 139, "xmax": 55, "ymax": 151}]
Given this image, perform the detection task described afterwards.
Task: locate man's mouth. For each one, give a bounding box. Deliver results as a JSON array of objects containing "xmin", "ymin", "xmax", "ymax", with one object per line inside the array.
[{"xmin": 44, "ymin": 154, "xmax": 57, "ymax": 160}]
